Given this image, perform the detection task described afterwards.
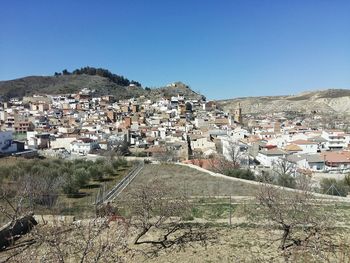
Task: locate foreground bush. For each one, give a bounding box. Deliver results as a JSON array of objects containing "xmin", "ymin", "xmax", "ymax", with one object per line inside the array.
[{"xmin": 224, "ymin": 169, "xmax": 256, "ymax": 181}]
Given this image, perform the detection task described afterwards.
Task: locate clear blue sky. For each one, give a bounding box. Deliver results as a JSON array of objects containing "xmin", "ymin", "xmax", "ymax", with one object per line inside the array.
[{"xmin": 0, "ymin": 0, "xmax": 349, "ymax": 99}]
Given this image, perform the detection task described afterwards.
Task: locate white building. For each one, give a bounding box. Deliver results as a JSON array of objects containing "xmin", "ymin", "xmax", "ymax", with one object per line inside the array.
[
  {"xmin": 288, "ymin": 140, "xmax": 318, "ymax": 154},
  {"xmin": 70, "ymin": 138, "xmax": 99, "ymax": 155},
  {"xmin": 189, "ymin": 135, "xmax": 216, "ymax": 153},
  {"xmin": 256, "ymin": 148, "xmax": 287, "ymax": 167},
  {"xmin": 287, "ymin": 154, "xmax": 325, "ymax": 172},
  {"xmin": 321, "ymin": 130, "xmax": 348, "ymax": 151}
]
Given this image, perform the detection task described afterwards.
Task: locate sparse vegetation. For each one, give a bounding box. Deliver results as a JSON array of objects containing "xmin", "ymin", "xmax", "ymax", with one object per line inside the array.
[
  {"xmin": 1, "ymin": 161, "xmax": 350, "ymax": 262},
  {"xmin": 0, "ymin": 158, "xmax": 126, "ymax": 197},
  {"xmin": 224, "ymin": 169, "xmax": 255, "ymax": 181},
  {"xmin": 320, "ymin": 175, "xmax": 350, "ymax": 197}
]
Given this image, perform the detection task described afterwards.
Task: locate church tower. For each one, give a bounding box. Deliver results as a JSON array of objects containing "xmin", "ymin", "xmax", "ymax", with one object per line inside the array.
[{"xmin": 234, "ymin": 103, "xmax": 242, "ymax": 124}]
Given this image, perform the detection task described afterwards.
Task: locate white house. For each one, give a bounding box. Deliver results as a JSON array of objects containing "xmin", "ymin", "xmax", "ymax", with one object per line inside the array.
[
  {"xmin": 222, "ymin": 138, "xmax": 249, "ymax": 167},
  {"xmin": 288, "ymin": 140, "xmax": 318, "ymax": 154},
  {"xmin": 287, "ymin": 154, "xmax": 325, "ymax": 172},
  {"xmin": 70, "ymin": 138, "xmax": 99, "ymax": 155},
  {"xmin": 321, "ymin": 130, "xmax": 348, "ymax": 151},
  {"xmin": 189, "ymin": 135, "xmax": 216, "ymax": 153},
  {"xmin": 50, "ymin": 136, "xmax": 77, "ymax": 150},
  {"xmin": 256, "ymin": 148, "xmax": 287, "ymax": 167},
  {"xmin": 27, "ymin": 131, "xmax": 51, "ymax": 149}
]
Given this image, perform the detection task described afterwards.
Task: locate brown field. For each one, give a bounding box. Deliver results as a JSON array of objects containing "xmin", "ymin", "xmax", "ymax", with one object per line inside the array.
[{"xmin": 2, "ymin": 222, "xmax": 350, "ymax": 263}]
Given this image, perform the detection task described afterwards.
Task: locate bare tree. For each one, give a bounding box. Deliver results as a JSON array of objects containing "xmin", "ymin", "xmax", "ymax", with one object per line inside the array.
[
  {"xmin": 127, "ymin": 180, "xmax": 210, "ymax": 256},
  {"xmin": 225, "ymin": 141, "xmax": 244, "ymax": 168},
  {"xmin": 1, "ymin": 218, "xmax": 130, "ymax": 263},
  {"xmin": 207, "ymin": 141, "xmax": 247, "ymax": 174},
  {"xmin": 272, "ymin": 158, "xmax": 297, "ymax": 188},
  {"xmin": 153, "ymin": 146, "xmax": 177, "ymax": 163},
  {"xmin": 251, "ymin": 176, "xmax": 341, "ymax": 261},
  {"xmin": 0, "ymin": 173, "xmax": 129, "ymax": 262},
  {"xmin": 111, "ymin": 140, "xmax": 130, "ymax": 156},
  {"xmin": 272, "ymin": 158, "xmax": 295, "ymax": 178}
]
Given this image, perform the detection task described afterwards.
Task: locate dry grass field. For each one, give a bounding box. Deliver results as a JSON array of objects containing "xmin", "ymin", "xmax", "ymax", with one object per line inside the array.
[
  {"xmin": 120, "ymin": 163, "xmax": 260, "ymax": 198},
  {"xmin": 129, "ymin": 226, "xmax": 350, "ymax": 263},
  {"xmin": 2, "ymin": 222, "xmax": 349, "ymax": 263}
]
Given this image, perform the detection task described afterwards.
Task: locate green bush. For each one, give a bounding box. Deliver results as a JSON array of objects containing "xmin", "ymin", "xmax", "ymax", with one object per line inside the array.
[
  {"xmin": 1, "ymin": 157, "xmax": 128, "ymax": 198},
  {"xmin": 276, "ymin": 174, "xmax": 296, "ymax": 188},
  {"xmin": 73, "ymin": 168, "xmax": 89, "ymax": 188},
  {"xmin": 88, "ymin": 166, "xmax": 103, "ymax": 181},
  {"xmin": 224, "ymin": 169, "xmax": 255, "ymax": 181}
]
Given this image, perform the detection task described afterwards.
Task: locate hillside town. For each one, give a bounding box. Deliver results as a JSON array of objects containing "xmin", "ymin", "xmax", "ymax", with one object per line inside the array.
[{"xmin": 1, "ymin": 84, "xmax": 350, "ymax": 177}]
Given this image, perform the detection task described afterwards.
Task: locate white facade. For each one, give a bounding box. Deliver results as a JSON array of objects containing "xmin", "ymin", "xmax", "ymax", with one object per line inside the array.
[
  {"xmin": 70, "ymin": 139, "xmax": 99, "ymax": 155},
  {"xmin": 190, "ymin": 136, "xmax": 216, "ymax": 151},
  {"xmin": 321, "ymin": 131, "xmax": 348, "ymax": 150},
  {"xmin": 293, "ymin": 142, "xmax": 318, "ymax": 154},
  {"xmin": 256, "ymin": 150, "xmax": 286, "ymax": 167},
  {"xmin": 50, "ymin": 137, "xmax": 77, "ymax": 150}
]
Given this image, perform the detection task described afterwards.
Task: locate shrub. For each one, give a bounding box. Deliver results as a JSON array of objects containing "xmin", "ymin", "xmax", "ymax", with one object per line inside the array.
[
  {"xmin": 89, "ymin": 166, "xmax": 103, "ymax": 181},
  {"xmin": 276, "ymin": 174, "xmax": 296, "ymax": 189},
  {"xmin": 73, "ymin": 168, "xmax": 90, "ymax": 188},
  {"xmin": 320, "ymin": 178, "xmax": 350, "ymax": 197},
  {"xmin": 224, "ymin": 169, "xmax": 255, "ymax": 181}
]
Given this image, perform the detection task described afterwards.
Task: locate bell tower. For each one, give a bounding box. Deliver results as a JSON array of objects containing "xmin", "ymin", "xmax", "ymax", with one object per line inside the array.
[{"xmin": 234, "ymin": 103, "xmax": 242, "ymax": 124}]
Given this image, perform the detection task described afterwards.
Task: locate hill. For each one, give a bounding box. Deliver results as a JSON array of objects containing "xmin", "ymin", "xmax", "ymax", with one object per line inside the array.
[
  {"xmin": 0, "ymin": 69, "xmax": 204, "ymax": 101},
  {"xmin": 147, "ymin": 81, "xmax": 205, "ymax": 101},
  {"xmin": 217, "ymin": 89, "xmax": 350, "ymax": 115},
  {"xmin": 0, "ymin": 74, "xmax": 145, "ymax": 101}
]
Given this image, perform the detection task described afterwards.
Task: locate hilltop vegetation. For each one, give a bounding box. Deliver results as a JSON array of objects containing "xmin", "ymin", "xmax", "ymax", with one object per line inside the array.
[
  {"xmin": 55, "ymin": 66, "xmax": 141, "ymax": 87},
  {"xmin": 0, "ymin": 74, "xmax": 143, "ymax": 101}
]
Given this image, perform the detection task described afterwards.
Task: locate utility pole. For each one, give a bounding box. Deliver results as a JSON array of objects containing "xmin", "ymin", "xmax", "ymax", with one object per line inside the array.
[{"xmin": 229, "ymin": 195, "xmax": 232, "ymax": 226}]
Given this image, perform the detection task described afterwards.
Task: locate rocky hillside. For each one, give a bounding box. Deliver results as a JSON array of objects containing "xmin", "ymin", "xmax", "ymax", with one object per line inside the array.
[
  {"xmin": 147, "ymin": 82, "xmax": 204, "ymax": 101},
  {"xmin": 217, "ymin": 89, "xmax": 350, "ymax": 115},
  {"xmin": 0, "ymin": 74, "xmax": 203, "ymax": 101}
]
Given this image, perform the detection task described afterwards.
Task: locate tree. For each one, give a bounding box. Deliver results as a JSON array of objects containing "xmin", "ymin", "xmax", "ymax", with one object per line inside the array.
[
  {"xmin": 225, "ymin": 169, "xmax": 255, "ymax": 181},
  {"xmin": 251, "ymin": 176, "xmax": 339, "ymax": 261},
  {"xmin": 128, "ymin": 180, "xmax": 210, "ymax": 255},
  {"xmin": 0, "ymin": 165, "xmax": 129, "ymax": 262},
  {"xmin": 0, "ymin": 217, "xmax": 129, "ymax": 262},
  {"xmin": 112, "ymin": 140, "xmax": 130, "ymax": 156},
  {"xmin": 153, "ymin": 146, "xmax": 177, "ymax": 163},
  {"xmin": 272, "ymin": 158, "xmax": 296, "ymax": 188},
  {"xmin": 62, "ymin": 173, "xmax": 80, "ymax": 196},
  {"xmin": 225, "ymin": 141, "xmax": 245, "ymax": 168},
  {"xmin": 70, "ymin": 66, "xmax": 142, "ymax": 87},
  {"xmin": 62, "ymin": 69, "xmax": 70, "ymax": 75},
  {"xmin": 88, "ymin": 165, "xmax": 104, "ymax": 181}
]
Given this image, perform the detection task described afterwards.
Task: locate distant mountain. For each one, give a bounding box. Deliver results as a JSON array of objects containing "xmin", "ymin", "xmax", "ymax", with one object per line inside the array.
[
  {"xmin": 217, "ymin": 89, "xmax": 350, "ymax": 115},
  {"xmin": 0, "ymin": 68, "xmax": 203, "ymax": 101}
]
